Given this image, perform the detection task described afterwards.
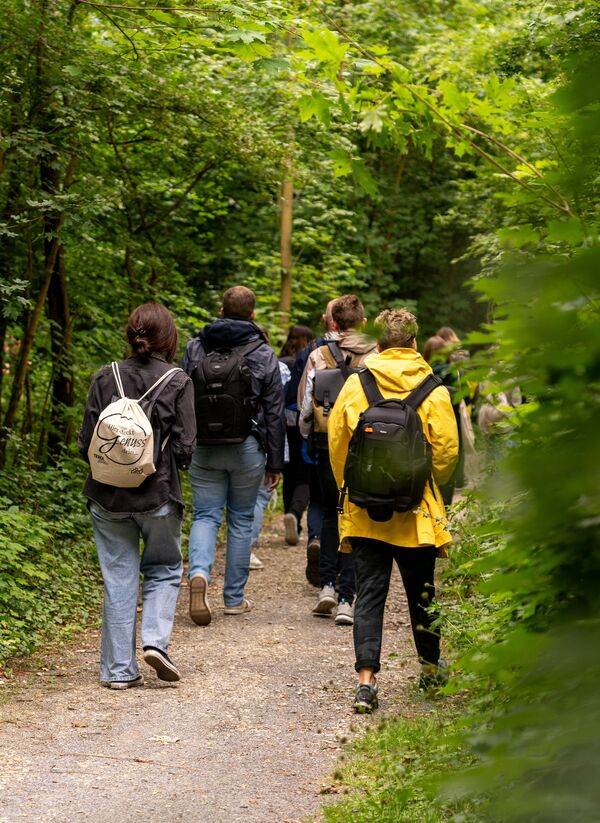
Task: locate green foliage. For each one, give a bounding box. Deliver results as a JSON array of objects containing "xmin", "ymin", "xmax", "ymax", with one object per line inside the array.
[
  {"xmin": 322, "ymin": 710, "xmax": 480, "ymax": 822},
  {"xmin": 0, "ymin": 458, "xmax": 102, "ymax": 669}
]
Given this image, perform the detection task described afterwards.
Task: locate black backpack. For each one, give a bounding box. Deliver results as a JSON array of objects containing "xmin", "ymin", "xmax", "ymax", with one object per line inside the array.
[
  {"xmin": 311, "ymin": 340, "xmax": 363, "ymax": 450},
  {"xmin": 192, "ymin": 340, "xmax": 263, "ymax": 445},
  {"xmin": 339, "ymin": 369, "xmax": 444, "ymax": 522}
]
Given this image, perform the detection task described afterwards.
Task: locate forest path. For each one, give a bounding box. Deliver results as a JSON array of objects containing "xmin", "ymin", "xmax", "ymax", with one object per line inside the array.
[{"xmin": 0, "ymin": 513, "xmax": 422, "ymax": 823}]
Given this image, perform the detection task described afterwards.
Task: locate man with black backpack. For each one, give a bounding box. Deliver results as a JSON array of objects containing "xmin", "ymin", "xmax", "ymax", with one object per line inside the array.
[
  {"xmin": 298, "ymin": 295, "xmax": 377, "ymax": 625},
  {"xmin": 181, "ymin": 286, "xmax": 285, "ymax": 624},
  {"xmin": 328, "ymin": 308, "xmax": 459, "ymax": 713}
]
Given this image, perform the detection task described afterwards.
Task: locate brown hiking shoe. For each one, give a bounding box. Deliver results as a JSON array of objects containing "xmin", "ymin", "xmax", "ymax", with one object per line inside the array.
[{"xmin": 189, "ymin": 574, "xmax": 211, "ymax": 626}]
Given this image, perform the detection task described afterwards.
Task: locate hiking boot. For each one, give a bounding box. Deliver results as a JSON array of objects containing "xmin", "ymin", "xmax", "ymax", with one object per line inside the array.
[
  {"xmin": 143, "ymin": 646, "xmax": 180, "ymax": 682},
  {"xmin": 312, "ymin": 584, "xmax": 336, "ymax": 616},
  {"xmin": 284, "ymin": 512, "xmax": 299, "ymax": 546},
  {"xmin": 335, "ymin": 599, "xmax": 354, "ymax": 626},
  {"xmin": 352, "ymin": 683, "xmax": 379, "ymax": 714},
  {"xmin": 419, "ymin": 659, "xmax": 449, "ymax": 692},
  {"xmin": 223, "ymin": 598, "xmax": 253, "ymax": 615},
  {"xmin": 305, "ymin": 536, "xmax": 320, "ymax": 587},
  {"xmin": 103, "ymin": 674, "xmax": 145, "ymax": 691},
  {"xmin": 189, "ymin": 573, "xmax": 211, "ymax": 626},
  {"xmin": 249, "ymin": 552, "xmax": 264, "ymax": 570}
]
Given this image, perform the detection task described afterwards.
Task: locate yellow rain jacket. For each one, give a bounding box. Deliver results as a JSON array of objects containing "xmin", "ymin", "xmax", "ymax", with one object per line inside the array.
[{"xmin": 328, "ymin": 348, "xmax": 459, "ymax": 554}]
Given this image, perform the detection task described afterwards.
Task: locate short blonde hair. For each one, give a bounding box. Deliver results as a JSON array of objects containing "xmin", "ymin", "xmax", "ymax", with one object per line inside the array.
[{"xmin": 375, "ymin": 308, "xmax": 418, "ymax": 350}]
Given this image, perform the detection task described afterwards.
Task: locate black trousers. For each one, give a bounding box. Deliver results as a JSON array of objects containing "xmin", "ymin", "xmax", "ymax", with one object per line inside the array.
[
  {"xmin": 315, "ymin": 453, "xmax": 355, "ymax": 603},
  {"xmin": 282, "ymin": 425, "xmax": 310, "ymax": 523},
  {"xmin": 351, "ymin": 537, "xmax": 439, "ymax": 673}
]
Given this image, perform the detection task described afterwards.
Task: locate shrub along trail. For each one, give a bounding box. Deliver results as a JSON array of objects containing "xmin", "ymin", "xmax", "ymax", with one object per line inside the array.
[{"xmin": 0, "ymin": 514, "xmax": 424, "ymax": 823}]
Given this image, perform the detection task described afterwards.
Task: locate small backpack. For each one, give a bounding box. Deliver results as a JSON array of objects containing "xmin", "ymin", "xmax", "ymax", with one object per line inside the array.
[
  {"xmin": 311, "ymin": 341, "xmax": 363, "ymax": 450},
  {"xmin": 339, "ymin": 369, "xmax": 444, "ymax": 521},
  {"xmin": 192, "ymin": 339, "xmax": 263, "ymax": 445},
  {"xmin": 88, "ymin": 362, "xmax": 182, "ymax": 488}
]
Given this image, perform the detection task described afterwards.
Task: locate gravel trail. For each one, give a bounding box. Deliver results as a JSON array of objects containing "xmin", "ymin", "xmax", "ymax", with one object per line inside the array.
[{"xmin": 0, "ymin": 514, "xmax": 421, "ymax": 823}]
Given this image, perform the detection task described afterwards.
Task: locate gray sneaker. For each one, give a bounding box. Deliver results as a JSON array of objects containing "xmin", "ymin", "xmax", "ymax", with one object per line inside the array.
[
  {"xmin": 284, "ymin": 512, "xmax": 299, "ymax": 545},
  {"xmin": 102, "ymin": 674, "xmax": 145, "ymax": 691},
  {"xmin": 223, "ymin": 598, "xmax": 253, "ymax": 615},
  {"xmin": 249, "ymin": 552, "xmax": 264, "ymax": 570},
  {"xmin": 335, "ymin": 600, "xmax": 354, "ymax": 626},
  {"xmin": 312, "ymin": 584, "xmax": 336, "ymax": 616}
]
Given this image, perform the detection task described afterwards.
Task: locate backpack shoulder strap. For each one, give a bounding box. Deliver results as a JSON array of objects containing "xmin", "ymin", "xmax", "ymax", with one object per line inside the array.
[
  {"xmin": 138, "ymin": 367, "xmax": 183, "ymax": 402},
  {"xmin": 111, "ymin": 361, "xmax": 126, "ymax": 399},
  {"xmin": 358, "ymin": 368, "xmax": 385, "ymax": 406},
  {"xmin": 325, "ymin": 340, "xmax": 350, "ymax": 379},
  {"xmin": 404, "ymin": 373, "xmax": 444, "ymax": 410},
  {"xmin": 238, "ymin": 338, "xmax": 264, "ymax": 358}
]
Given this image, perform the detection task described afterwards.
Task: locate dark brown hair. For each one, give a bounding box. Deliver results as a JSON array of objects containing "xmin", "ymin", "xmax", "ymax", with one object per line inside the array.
[
  {"xmin": 279, "ymin": 324, "xmax": 315, "ymax": 357},
  {"xmin": 422, "ymin": 335, "xmax": 449, "ymax": 363},
  {"xmin": 331, "ymin": 294, "xmax": 365, "ymax": 331},
  {"xmin": 222, "ymin": 286, "xmax": 256, "ymax": 319},
  {"xmin": 126, "ymin": 302, "xmax": 178, "ymax": 362},
  {"xmin": 436, "ymin": 326, "xmax": 460, "ymax": 344}
]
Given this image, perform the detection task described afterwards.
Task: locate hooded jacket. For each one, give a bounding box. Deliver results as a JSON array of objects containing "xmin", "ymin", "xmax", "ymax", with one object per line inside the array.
[
  {"xmin": 328, "ymin": 348, "xmax": 459, "ymax": 552},
  {"xmin": 297, "ymin": 330, "xmax": 377, "ymax": 440},
  {"xmin": 181, "ymin": 317, "xmax": 286, "ymax": 472}
]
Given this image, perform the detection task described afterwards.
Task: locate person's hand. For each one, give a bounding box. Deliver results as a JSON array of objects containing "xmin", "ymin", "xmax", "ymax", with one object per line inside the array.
[{"xmin": 264, "ymin": 471, "xmax": 280, "ymax": 492}]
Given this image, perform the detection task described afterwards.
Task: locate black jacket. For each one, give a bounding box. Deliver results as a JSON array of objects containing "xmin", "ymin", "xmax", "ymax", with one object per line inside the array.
[
  {"xmin": 78, "ymin": 355, "xmax": 196, "ymax": 512},
  {"xmin": 181, "ymin": 317, "xmax": 286, "ymax": 473}
]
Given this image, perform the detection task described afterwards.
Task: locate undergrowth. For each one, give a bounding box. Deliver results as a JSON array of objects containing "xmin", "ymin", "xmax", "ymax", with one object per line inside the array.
[{"xmin": 0, "ymin": 450, "xmax": 102, "ymax": 672}]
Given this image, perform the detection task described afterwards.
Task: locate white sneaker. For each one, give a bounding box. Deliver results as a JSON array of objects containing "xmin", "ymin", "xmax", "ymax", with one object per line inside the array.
[
  {"xmin": 335, "ymin": 600, "xmax": 354, "ymax": 626},
  {"xmin": 283, "ymin": 512, "xmax": 299, "ymax": 546},
  {"xmin": 312, "ymin": 584, "xmax": 336, "ymax": 616},
  {"xmin": 249, "ymin": 552, "xmax": 264, "ymax": 570}
]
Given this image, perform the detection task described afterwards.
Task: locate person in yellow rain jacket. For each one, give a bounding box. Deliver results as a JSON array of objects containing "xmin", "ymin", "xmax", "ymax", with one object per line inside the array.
[{"xmin": 328, "ymin": 308, "xmax": 459, "ymax": 713}]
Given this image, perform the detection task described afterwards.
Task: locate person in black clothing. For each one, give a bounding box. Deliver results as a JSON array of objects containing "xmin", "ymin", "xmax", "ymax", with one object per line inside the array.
[
  {"xmin": 423, "ymin": 334, "xmax": 467, "ymax": 504},
  {"xmin": 285, "ymin": 300, "xmax": 338, "ymax": 584},
  {"xmin": 279, "ymin": 324, "xmax": 315, "ymax": 546},
  {"xmin": 78, "ymin": 302, "xmax": 196, "ymax": 689},
  {"xmin": 181, "ymin": 286, "xmax": 285, "ymax": 624}
]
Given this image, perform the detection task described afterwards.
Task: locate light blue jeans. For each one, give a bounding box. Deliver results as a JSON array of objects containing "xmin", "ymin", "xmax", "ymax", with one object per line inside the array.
[
  {"xmin": 251, "ymin": 484, "xmax": 276, "ymax": 548},
  {"xmin": 188, "ymin": 436, "xmax": 266, "ymax": 607},
  {"xmin": 89, "ymin": 500, "xmax": 183, "ymax": 683}
]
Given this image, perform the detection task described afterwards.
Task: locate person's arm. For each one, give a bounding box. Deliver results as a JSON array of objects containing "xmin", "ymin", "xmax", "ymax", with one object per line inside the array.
[
  {"xmin": 169, "ymin": 377, "xmax": 197, "ymax": 471},
  {"xmin": 426, "ymin": 388, "xmax": 459, "ymax": 487},
  {"xmin": 77, "ymin": 373, "xmax": 105, "ymax": 461},
  {"xmin": 260, "ymin": 350, "xmax": 286, "ymax": 473},
  {"xmin": 327, "ymin": 376, "xmax": 358, "ymax": 489},
  {"xmin": 298, "ymin": 367, "xmax": 316, "ymax": 439}
]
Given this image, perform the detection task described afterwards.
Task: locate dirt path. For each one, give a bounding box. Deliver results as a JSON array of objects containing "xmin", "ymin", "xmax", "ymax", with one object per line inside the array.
[{"xmin": 0, "ymin": 514, "xmax": 422, "ymax": 823}]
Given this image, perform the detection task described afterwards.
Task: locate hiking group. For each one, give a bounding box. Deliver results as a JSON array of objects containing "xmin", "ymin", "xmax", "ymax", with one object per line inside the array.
[{"xmin": 79, "ymin": 286, "xmax": 472, "ymax": 714}]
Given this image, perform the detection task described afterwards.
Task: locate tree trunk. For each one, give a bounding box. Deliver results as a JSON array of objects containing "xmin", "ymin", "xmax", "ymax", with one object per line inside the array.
[
  {"xmin": 47, "ymin": 243, "xmax": 74, "ymax": 456},
  {"xmin": 278, "ymin": 166, "xmax": 294, "ymax": 331},
  {"xmin": 0, "ymin": 157, "xmax": 77, "ymax": 468}
]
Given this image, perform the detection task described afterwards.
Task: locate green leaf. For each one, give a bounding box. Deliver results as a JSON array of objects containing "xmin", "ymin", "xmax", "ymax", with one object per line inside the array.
[
  {"xmin": 439, "ymin": 80, "xmax": 471, "ymax": 112},
  {"xmin": 546, "ymin": 218, "xmax": 585, "ymax": 246},
  {"xmin": 298, "ymin": 92, "xmax": 331, "ymax": 126},
  {"xmin": 300, "ymin": 27, "xmax": 349, "ymax": 65}
]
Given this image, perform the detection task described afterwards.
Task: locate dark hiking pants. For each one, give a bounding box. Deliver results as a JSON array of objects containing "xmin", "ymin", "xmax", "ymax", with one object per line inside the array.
[{"xmin": 351, "ymin": 537, "xmax": 439, "ymax": 673}]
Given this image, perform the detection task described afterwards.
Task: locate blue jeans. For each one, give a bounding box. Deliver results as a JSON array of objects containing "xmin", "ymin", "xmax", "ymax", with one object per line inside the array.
[
  {"xmin": 251, "ymin": 484, "xmax": 275, "ymax": 548},
  {"xmin": 188, "ymin": 436, "xmax": 266, "ymax": 606},
  {"xmin": 89, "ymin": 500, "xmax": 183, "ymax": 683}
]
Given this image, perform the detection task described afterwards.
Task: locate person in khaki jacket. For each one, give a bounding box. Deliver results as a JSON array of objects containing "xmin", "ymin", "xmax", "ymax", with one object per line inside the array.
[
  {"xmin": 298, "ymin": 295, "xmax": 377, "ymax": 625},
  {"xmin": 328, "ymin": 308, "xmax": 459, "ymax": 713}
]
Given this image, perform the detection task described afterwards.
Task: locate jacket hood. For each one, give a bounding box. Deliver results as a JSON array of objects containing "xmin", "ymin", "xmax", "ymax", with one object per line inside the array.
[
  {"xmin": 363, "ymin": 348, "xmax": 432, "ymax": 393},
  {"xmin": 337, "ymin": 330, "xmax": 376, "ymax": 355},
  {"xmin": 200, "ymin": 317, "xmax": 265, "ymax": 350}
]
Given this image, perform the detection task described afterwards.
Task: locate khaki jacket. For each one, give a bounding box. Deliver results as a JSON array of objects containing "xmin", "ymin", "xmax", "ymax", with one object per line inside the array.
[
  {"xmin": 297, "ymin": 330, "xmax": 377, "ymax": 439},
  {"xmin": 328, "ymin": 348, "xmax": 459, "ymax": 552}
]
